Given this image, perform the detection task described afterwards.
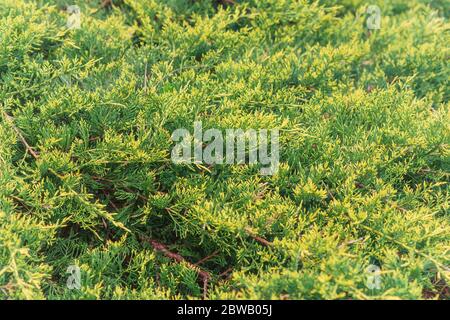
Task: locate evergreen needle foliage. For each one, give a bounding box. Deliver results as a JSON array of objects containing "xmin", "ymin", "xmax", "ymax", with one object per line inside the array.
[{"xmin": 0, "ymin": 0, "xmax": 449, "ymax": 300}]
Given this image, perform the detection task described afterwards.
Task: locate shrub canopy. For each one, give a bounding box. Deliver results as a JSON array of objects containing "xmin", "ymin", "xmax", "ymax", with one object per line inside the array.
[{"xmin": 0, "ymin": 0, "xmax": 448, "ymax": 299}]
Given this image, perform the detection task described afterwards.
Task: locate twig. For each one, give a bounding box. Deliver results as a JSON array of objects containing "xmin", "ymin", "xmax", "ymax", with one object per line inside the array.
[
  {"xmin": 1, "ymin": 111, "xmax": 39, "ymax": 159},
  {"xmin": 245, "ymin": 228, "xmax": 273, "ymax": 247},
  {"xmin": 100, "ymin": 0, "xmax": 112, "ymax": 8},
  {"xmin": 218, "ymin": 267, "xmax": 233, "ymax": 278},
  {"xmin": 141, "ymin": 236, "xmax": 211, "ymax": 299},
  {"xmin": 249, "ymin": 234, "xmax": 273, "ymax": 247},
  {"xmin": 322, "ymin": 183, "xmax": 336, "ymax": 201},
  {"xmin": 194, "ymin": 250, "xmax": 219, "ymax": 266}
]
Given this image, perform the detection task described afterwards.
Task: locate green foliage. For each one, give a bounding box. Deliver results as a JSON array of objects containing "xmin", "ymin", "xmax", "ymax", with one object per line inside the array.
[{"xmin": 0, "ymin": 0, "xmax": 449, "ymax": 300}]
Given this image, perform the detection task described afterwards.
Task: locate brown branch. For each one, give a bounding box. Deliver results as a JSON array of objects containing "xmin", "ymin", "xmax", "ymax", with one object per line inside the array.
[
  {"xmin": 2, "ymin": 111, "xmax": 39, "ymax": 159},
  {"xmin": 218, "ymin": 267, "xmax": 233, "ymax": 279},
  {"xmin": 141, "ymin": 236, "xmax": 211, "ymax": 299},
  {"xmin": 100, "ymin": 0, "xmax": 112, "ymax": 8},
  {"xmin": 194, "ymin": 250, "xmax": 219, "ymax": 266},
  {"xmin": 245, "ymin": 228, "xmax": 273, "ymax": 247},
  {"xmin": 249, "ymin": 234, "xmax": 273, "ymax": 247}
]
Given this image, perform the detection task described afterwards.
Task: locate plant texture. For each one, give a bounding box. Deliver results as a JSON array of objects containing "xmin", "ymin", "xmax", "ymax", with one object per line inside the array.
[{"xmin": 0, "ymin": 0, "xmax": 449, "ymax": 300}]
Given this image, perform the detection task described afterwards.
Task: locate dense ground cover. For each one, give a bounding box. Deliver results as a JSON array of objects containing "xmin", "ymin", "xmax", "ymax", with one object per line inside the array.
[{"xmin": 0, "ymin": 0, "xmax": 449, "ymax": 300}]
